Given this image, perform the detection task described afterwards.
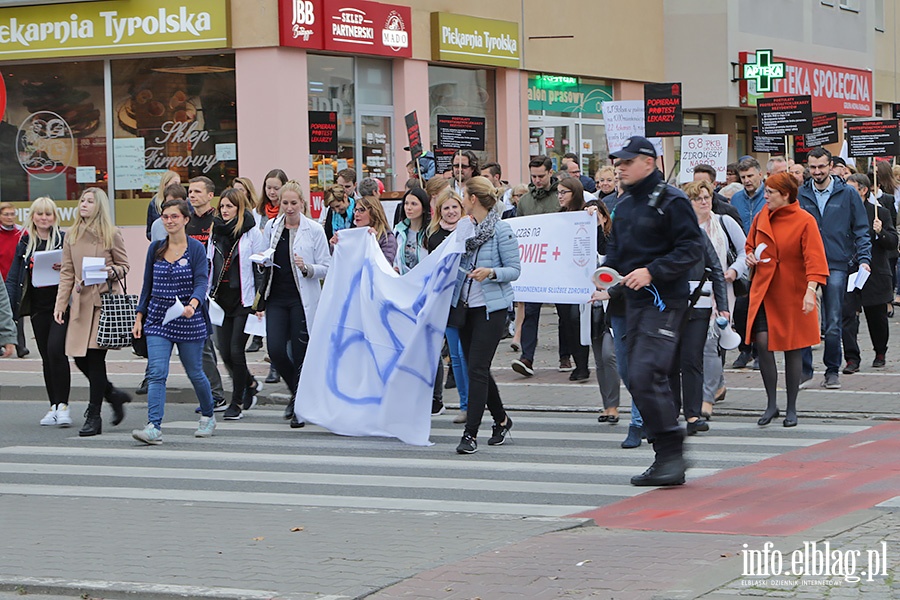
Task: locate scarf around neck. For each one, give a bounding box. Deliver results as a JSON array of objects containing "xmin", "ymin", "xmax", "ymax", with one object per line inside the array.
[
  {"xmin": 264, "ymin": 201, "xmax": 280, "ymax": 221},
  {"xmin": 465, "ymin": 209, "xmax": 499, "ymax": 254}
]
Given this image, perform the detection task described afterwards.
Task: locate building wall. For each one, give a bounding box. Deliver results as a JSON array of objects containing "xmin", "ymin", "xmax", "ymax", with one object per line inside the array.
[
  {"xmin": 666, "ymin": 0, "xmax": 875, "ymax": 111},
  {"xmin": 874, "ymin": 0, "xmax": 899, "ymax": 104}
]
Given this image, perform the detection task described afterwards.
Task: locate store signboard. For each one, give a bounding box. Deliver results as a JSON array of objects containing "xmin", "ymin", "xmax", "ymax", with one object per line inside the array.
[
  {"xmin": 527, "ymin": 75, "xmax": 612, "ymax": 116},
  {"xmin": 279, "ymin": 0, "xmax": 411, "ymax": 58},
  {"xmin": 739, "ymin": 52, "xmax": 873, "ymax": 117},
  {"xmin": 431, "ymin": 13, "xmax": 519, "ymax": 68},
  {"xmin": 0, "ymin": 0, "xmax": 228, "ymax": 60}
]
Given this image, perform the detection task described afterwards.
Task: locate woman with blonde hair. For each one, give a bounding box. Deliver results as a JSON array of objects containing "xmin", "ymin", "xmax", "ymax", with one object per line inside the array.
[
  {"xmin": 145, "ymin": 170, "xmax": 181, "ymax": 240},
  {"xmin": 53, "ymin": 188, "xmax": 131, "ymax": 436},
  {"xmin": 427, "ymin": 188, "xmax": 470, "ymax": 422},
  {"xmin": 232, "ymin": 177, "xmax": 259, "ymax": 210},
  {"xmin": 453, "ymin": 176, "xmax": 521, "ymax": 454},
  {"xmin": 209, "ymin": 187, "xmax": 266, "ymax": 421},
  {"xmin": 6, "ymin": 197, "xmax": 71, "ymax": 426},
  {"xmin": 346, "ymin": 195, "xmax": 397, "ymax": 263},
  {"xmin": 259, "ymin": 181, "xmax": 330, "ymax": 427}
]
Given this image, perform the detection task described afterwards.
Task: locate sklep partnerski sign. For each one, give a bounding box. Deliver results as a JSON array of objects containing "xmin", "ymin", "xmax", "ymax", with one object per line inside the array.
[{"xmin": 279, "ymin": 0, "xmax": 411, "ymax": 58}]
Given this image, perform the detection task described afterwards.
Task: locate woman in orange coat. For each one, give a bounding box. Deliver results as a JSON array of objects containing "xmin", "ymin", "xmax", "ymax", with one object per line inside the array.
[{"xmin": 745, "ymin": 172, "xmax": 829, "ymax": 428}]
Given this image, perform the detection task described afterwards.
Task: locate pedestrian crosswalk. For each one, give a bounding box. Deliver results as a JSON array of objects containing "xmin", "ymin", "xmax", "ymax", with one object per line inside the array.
[{"xmin": 0, "ymin": 408, "xmax": 872, "ymax": 518}]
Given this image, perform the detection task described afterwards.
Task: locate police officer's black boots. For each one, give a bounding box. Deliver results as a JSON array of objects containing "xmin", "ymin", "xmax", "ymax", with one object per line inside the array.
[{"xmin": 630, "ymin": 430, "xmax": 686, "ymax": 486}]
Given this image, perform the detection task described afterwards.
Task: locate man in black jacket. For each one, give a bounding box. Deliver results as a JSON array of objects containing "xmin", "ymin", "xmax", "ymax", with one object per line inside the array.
[{"xmin": 604, "ymin": 137, "xmax": 704, "ymax": 486}]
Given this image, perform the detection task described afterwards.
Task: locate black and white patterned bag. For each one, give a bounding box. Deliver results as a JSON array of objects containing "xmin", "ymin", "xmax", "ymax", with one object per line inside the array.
[{"xmin": 96, "ymin": 271, "xmax": 137, "ymax": 349}]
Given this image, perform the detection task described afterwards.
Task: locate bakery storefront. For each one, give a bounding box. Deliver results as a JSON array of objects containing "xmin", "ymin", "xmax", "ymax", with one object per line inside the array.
[{"xmin": 0, "ymin": 0, "xmax": 231, "ymax": 226}]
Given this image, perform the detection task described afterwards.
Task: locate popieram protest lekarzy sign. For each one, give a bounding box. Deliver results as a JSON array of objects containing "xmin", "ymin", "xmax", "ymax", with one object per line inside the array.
[
  {"xmin": 296, "ymin": 220, "xmax": 473, "ymax": 446},
  {"xmin": 679, "ymin": 134, "xmax": 729, "ymax": 183},
  {"xmin": 601, "ymin": 100, "xmax": 664, "ymax": 157},
  {"xmin": 508, "ymin": 212, "xmax": 597, "ymax": 304}
]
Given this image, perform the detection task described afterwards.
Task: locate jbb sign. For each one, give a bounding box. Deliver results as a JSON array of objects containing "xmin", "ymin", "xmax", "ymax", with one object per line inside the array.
[{"xmin": 279, "ymin": 0, "xmax": 411, "ymax": 58}]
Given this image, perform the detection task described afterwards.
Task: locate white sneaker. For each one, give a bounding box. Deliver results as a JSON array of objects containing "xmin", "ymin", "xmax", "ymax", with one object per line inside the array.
[
  {"xmin": 39, "ymin": 406, "xmax": 57, "ymax": 426},
  {"xmin": 132, "ymin": 423, "xmax": 163, "ymax": 445},
  {"xmin": 194, "ymin": 415, "xmax": 216, "ymax": 438},
  {"xmin": 55, "ymin": 404, "xmax": 73, "ymax": 427}
]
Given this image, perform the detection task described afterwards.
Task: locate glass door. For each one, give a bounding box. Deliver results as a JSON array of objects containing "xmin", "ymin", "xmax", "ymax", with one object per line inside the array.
[
  {"xmin": 359, "ymin": 112, "xmax": 392, "ymax": 190},
  {"xmin": 528, "ymin": 117, "xmax": 579, "ymax": 171},
  {"xmin": 579, "ymin": 123, "xmax": 608, "ymax": 182}
]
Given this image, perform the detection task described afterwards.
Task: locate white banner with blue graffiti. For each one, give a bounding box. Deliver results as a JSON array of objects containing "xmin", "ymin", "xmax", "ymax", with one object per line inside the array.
[{"xmin": 296, "ymin": 220, "xmax": 473, "ymax": 446}]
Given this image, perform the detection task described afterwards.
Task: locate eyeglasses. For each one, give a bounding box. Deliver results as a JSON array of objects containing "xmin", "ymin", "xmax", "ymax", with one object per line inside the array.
[
  {"xmin": 558, "ymin": 189, "xmax": 572, "ymax": 196},
  {"xmin": 511, "ymin": 193, "xmax": 524, "ymax": 198},
  {"xmin": 353, "ymin": 206, "xmax": 368, "ymax": 214},
  {"xmin": 160, "ymin": 214, "xmax": 183, "ymax": 221}
]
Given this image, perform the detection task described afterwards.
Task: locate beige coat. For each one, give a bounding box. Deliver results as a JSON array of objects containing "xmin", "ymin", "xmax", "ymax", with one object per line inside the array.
[{"xmin": 54, "ymin": 228, "xmax": 129, "ymax": 357}]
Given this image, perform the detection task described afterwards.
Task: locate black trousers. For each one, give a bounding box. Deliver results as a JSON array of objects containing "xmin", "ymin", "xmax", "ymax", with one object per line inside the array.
[
  {"xmin": 625, "ymin": 303, "xmax": 687, "ymax": 441},
  {"xmin": 519, "ymin": 302, "xmax": 543, "ymax": 362},
  {"xmin": 842, "ymin": 292, "xmax": 889, "ymax": 363},
  {"xmin": 668, "ymin": 308, "xmax": 711, "ymax": 421},
  {"xmin": 265, "ymin": 299, "xmax": 308, "ymax": 396},
  {"xmin": 72, "ymin": 348, "xmax": 109, "ymax": 411},
  {"xmin": 556, "ymin": 303, "xmax": 589, "ymax": 371},
  {"xmin": 30, "ymin": 310, "xmax": 71, "ymax": 407},
  {"xmin": 216, "ymin": 313, "xmax": 251, "ymax": 405},
  {"xmin": 458, "ymin": 306, "xmax": 507, "ymax": 439}
]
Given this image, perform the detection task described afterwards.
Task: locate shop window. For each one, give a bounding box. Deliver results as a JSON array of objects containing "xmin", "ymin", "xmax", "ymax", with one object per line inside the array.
[
  {"xmin": 684, "ymin": 112, "xmax": 717, "ymax": 135},
  {"xmin": 307, "ymin": 55, "xmax": 394, "ymax": 195},
  {"xmin": 428, "ymin": 66, "xmax": 496, "ymax": 167},
  {"xmin": 0, "ymin": 61, "xmax": 106, "ymax": 205},
  {"xmin": 111, "ymin": 54, "xmax": 237, "ymax": 225}
]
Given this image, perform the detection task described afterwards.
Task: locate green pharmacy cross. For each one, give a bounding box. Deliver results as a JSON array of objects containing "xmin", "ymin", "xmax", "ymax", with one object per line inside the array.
[{"xmin": 743, "ymin": 50, "xmax": 785, "ymax": 93}]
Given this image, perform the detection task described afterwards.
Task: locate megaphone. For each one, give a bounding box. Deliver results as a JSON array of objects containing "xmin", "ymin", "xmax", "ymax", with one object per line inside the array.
[
  {"xmin": 716, "ymin": 316, "xmax": 742, "ymax": 350},
  {"xmin": 592, "ymin": 266, "xmax": 623, "ymax": 290}
]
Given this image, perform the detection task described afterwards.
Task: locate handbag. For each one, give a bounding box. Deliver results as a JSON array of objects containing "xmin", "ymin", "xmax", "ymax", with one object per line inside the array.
[
  {"xmin": 721, "ymin": 216, "xmax": 751, "ymax": 297},
  {"xmin": 96, "ymin": 270, "xmax": 138, "ymax": 349}
]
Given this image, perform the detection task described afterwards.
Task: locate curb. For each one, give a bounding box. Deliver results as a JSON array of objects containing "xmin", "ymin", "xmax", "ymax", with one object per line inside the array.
[{"xmin": 0, "ymin": 577, "xmax": 323, "ymax": 600}]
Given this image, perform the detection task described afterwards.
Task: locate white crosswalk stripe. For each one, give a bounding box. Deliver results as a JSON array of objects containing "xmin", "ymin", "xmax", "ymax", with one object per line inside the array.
[{"xmin": 0, "ymin": 410, "xmax": 870, "ymax": 518}]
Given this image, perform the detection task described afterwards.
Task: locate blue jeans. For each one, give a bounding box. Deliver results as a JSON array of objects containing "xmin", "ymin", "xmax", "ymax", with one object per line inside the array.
[
  {"xmin": 610, "ymin": 314, "xmax": 641, "ymax": 428},
  {"xmin": 802, "ymin": 269, "xmax": 847, "ymax": 377},
  {"xmin": 445, "ymin": 326, "xmax": 469, "ymax": 411},
  {"xmin": 147, "ymin": 335, "xmax": 214, "ymax": 428}
]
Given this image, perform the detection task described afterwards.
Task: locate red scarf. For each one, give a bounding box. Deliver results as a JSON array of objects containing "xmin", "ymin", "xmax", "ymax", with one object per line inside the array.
[{"xmin": 265, "ymin": 201, "xmax": 280, "ymax": 220}]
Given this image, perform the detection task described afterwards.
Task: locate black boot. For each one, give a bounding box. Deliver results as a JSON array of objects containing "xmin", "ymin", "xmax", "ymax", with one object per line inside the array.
[
  {"xmin": 265, "ymin": 365, "xmax": 281, "ymax": 384},
  {"xmin": 445, "ymin": 368, "xmax": 456, "ymax": 389},
  {"xmin": 135, "ymin": 378, "xmax": 148, "ymax": 395},
  {"xmin": 79, "ymin": 406, "xmax": 102, "ymax": 437},
  {"xmin": 631, "ymin": 431, "xmax": 686, "ymax": 486},
  {"xmin": 283, "ymin": 399, "xmax": 295, "ymax": 421},
  {"xmin": 105, "ymin": 384, "xmax": 131, "ymax": 426}
]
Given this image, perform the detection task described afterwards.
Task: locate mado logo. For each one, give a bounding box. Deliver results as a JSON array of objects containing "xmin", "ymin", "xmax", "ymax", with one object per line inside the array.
[
  {"xmin": 17, "ymin": 111, "xmax": 74, "ymax": 180},
  {"xmin": 382, "ymin": 10, "xmax": 407, "ymax": 52},
  {"xmin": 291, "ymin": 0, "xmax": 316, "ymax": 42}
]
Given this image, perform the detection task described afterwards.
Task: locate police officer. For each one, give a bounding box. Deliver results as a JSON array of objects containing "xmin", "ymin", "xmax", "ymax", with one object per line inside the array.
[{"xmin": 604, "ymin": 136, "xmax": 704, "ymax": 486}]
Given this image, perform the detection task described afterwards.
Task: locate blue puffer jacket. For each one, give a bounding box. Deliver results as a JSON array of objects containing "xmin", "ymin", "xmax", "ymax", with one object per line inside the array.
[
  {"xmin": 451, "ymin": 219, "xmax": 520, "ymax": 314},
  {"xmin": 797, "ymin": 175, "xmax": 871, "ymax": 271}
]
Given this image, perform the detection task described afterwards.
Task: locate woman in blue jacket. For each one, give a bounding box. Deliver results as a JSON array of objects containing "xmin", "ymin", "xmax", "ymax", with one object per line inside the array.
[
  {"xmin": 132, "ymin": 198, "xmax": 215, "ymax": 444},
  {"xmin": 453, "ymin": 176, "xmax": 521, "ymax": 454}
]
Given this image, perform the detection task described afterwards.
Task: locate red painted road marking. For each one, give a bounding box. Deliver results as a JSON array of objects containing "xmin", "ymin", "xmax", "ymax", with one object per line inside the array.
[{"xmin": 572, "ymin": 421, "xmax": 900, "ymax": 536}]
